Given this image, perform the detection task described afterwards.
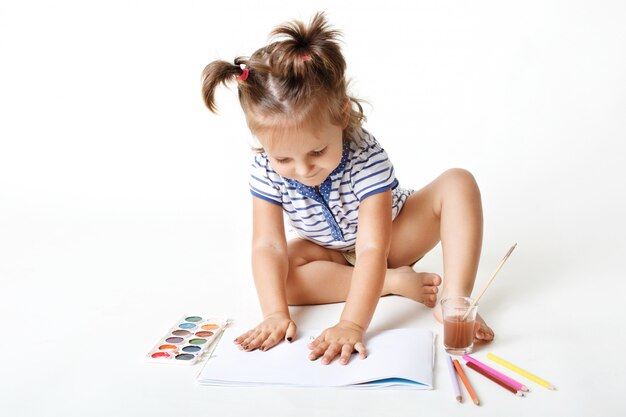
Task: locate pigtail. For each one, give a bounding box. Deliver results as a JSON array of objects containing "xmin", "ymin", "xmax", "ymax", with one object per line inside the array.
[{"xmin": 201, "ymin": 59, "xmax": 248, "ymax": 113}]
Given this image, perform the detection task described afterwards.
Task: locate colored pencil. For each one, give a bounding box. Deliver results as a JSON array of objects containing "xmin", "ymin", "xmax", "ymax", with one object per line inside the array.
[
  {"xmin": 453, "ymin": 359, "xmax": 480, "ymax": 406},
  {"xmin": 463, "ymin": 243, "xmax": 517, "ymax": 320},
  {"xmin": 463, "ymin": 354, "xmax": 529, "ymax": 392},
  {"xmin": 466, "ymin": 361, "xmax": 524, "ymax": 396},
  {"xmin": 487, "ymin": 353, "xmax": 556, "ymax": 390},
  {"xmin": 446, "ymin": 356, "xmax": 462, "ymax": 402}
]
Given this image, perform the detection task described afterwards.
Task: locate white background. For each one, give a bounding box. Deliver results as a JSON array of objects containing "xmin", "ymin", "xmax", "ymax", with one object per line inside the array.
[{"xmin": 1, "ymin": 1, "xmax": 625, "ymax": 416}]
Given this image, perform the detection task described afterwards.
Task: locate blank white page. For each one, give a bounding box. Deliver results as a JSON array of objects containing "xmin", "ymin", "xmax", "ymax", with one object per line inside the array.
[{"xmin": 197, "ymin": 327, "xmax": 434, "ymax": 389}]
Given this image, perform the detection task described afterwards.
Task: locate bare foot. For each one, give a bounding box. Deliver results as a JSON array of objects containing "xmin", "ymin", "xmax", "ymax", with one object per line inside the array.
[
  {"xmin": 384, "ymin": 266, "xmax": 442, "ymax": 308},
  {"xmin": 474, "ymin": 314, "xmax": 494, "ymax": 342},
  {"xmin": 432, "ymin": 307, "xmax": 495, "ymax": 342}
]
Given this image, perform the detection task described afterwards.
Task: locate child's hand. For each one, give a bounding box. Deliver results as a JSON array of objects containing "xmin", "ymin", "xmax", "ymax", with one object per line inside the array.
[
  {"xmin": 233, "ymin": 313, "xmax": 297, "ymax": 352},
  {"xmin": 307, "ymin": 320, "xmax": 367, "ymax": 365}
]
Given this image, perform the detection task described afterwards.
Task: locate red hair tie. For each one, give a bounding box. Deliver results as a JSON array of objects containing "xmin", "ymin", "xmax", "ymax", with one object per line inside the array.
[
  {"xmin": 237, "ymin": 67, "xmax": 249, "ymax": 81},
  {"xmin": 301, "ymin": 54, "xmax": 311, "ymax": 62}
]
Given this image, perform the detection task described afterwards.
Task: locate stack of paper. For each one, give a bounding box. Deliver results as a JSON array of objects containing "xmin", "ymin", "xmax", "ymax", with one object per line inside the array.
[{"xmin": 197, "ymin": 327, "xmax": 434, "ymax": 390}]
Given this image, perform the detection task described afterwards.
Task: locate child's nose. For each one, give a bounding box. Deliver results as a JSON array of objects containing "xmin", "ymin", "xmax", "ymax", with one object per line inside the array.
[{"xmin": 296, "ymin": 161, "xmax": 315, "ymax": 177}]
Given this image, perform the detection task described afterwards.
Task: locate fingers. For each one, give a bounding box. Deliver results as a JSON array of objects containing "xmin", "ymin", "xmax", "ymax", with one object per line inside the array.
[
  {"xmin": 242, "ymin": 329, "xmax": 289, "ymax": 351},
  {"xmin": 237, "ymin": 328, "xmax": 268, "ymax": 351},
  {"xmin": 309, "ymin": 342, "xmax": 367, "ymax": 365},
  {"xmin": 307, "ymin": 323, "xmax": 367, "ymax": 365},
  {"xmin": 259, "ymin": 333, "xmax": 279, "ymax": 351},
  {"xmin": 320, "ymin": 343, "xmax": 342, "ymax": 365},
  {"xmin": 354, "ymin": 342, "xmax": 367, "ymax": 360},
  {"xmin": 233, "ymin": 328, "xmax": 257, "ymax": 347},
  {"xmin": 234, "ymin": 318, "xmax": 297, "ymax": 352},
  {"xmin": 307, "ymin": 332, "xmax": 327, "ymax": 361},
  {"xmin": 261, "ymin": 321, "xmax": 298, "ymax": 351},
  {"xmin": 285, "ymin": 321, "xmax": 297, "ymax": 343},
  {"xmin": 307, "ymin": 334, "xmax": 324, "ymax": 350},
  {"xmin": 339, "ymin": 344, "xmax": 354, "ymax": 365},
  {"xmin": 237, "ymin": 321, "xmax": 369, "ymax": 365},
  {"xmin": 308, "ymin": 341, "xmax": 328, "ymax": 362}
]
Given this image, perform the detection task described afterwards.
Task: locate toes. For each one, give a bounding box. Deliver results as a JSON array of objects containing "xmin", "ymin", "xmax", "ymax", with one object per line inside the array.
[
  {"xmin": 482, "ymin": 328, "xmax": 495, "ymax": 341},
  {"xmin": 429, "ymin": 274, "xmax": 442, "ymax": 286},
  {"xmin": 421, "ymin": 273, "xmax": 442, "ymax": 287},
  {"xmin": 475, "ymin": 324, "xmax": 495, "ymax": 341},
  {"xmin": 424, "ymin": 294, "xmax": 438, "ymax": 307},
  {"xmin": 424, "ymin": 286, "xmax": 438, "ymax": 294}
]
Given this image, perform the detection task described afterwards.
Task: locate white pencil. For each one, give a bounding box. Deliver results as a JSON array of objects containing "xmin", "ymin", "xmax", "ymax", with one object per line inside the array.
[{"xmin": 446, "ymin": 355, "xmax": 462, "ymax": 402}]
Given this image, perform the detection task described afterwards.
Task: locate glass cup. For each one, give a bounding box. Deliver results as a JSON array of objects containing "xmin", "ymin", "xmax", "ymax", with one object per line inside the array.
[{"xmin": 441, "ymin": 296, "xmax": 478, "ymax": 355}]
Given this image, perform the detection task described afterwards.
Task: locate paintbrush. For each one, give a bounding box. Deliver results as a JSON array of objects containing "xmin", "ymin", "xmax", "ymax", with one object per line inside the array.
[{"xmin": 462, "ymin": 243, "xmax": 517, "ymax": 320}]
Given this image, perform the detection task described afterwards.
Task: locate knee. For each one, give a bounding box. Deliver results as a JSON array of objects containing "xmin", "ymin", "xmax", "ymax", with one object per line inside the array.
[
  {"xmin": 440, "ymin": 168, "xmax": 481, "ymax": 197},
  {"xmin": 285, "ymin": 240, "xmax": 311, "ymax": 290},
  {"xmin": 441, "ymin": 167, "xmax": 477, "ymax": 184},
  {"xmin": 285, "ymin": 255, "xmax": 308, "ymax": 305},
  {"xmin": 284, "ymin": 257, "xmax": 302, "ymax": 305},
  {"xmin": 287, "ymin": 240, "xmax": 310, "ymax": 270}
]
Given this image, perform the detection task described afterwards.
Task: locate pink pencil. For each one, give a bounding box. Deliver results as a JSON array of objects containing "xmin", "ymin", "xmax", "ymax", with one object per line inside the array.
[{"xmin": 463, "ymin": 354, "xmax": 529, "ymax": 392}]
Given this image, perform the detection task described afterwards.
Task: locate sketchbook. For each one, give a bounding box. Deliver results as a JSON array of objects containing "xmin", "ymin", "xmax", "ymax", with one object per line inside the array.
[{"xmin": 197, "ymin": 327, "xmax": 434, "ymax": 390}]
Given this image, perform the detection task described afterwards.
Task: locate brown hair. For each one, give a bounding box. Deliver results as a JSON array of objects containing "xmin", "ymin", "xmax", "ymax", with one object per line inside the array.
[{"xmin": 201, "ymin": 12, "xmax": 365, "ymax": 146}]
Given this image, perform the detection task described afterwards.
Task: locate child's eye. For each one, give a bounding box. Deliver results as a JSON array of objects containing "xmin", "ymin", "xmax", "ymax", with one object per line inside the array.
[
  {"xmin": 311, "ymin": 148, "xmax": 327, "ymax": 157},
  {"xmin": 274, "ymin": 158, "xmax": 290, "ymax": 164}
]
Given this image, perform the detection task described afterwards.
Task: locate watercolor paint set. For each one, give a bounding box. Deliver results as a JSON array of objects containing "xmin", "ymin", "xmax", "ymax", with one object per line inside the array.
[{"xmin": 146, "ymin": 315, "xmax": 229, "ymax": 365}]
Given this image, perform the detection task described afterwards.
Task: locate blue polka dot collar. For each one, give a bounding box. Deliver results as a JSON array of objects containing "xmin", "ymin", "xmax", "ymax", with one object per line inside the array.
[{"xmin": 283, "ymin": 139, "xmax": 349, "ymax": 202}]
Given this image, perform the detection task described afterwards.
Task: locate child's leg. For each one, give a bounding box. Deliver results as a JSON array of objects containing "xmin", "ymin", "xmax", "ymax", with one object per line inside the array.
[
  {"xmin": 284, "ymin": 239, "xmax": 441, "ymax": 307},
  {"xmin": 387, "ymin": 168, "xmax": 493, "ymax": 341}
]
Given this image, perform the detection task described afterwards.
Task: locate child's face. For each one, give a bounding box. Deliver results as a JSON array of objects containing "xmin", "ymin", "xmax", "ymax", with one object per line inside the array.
[{"xmin": 257, "ymin": 116, "xmax": 344, "ymax": 187}]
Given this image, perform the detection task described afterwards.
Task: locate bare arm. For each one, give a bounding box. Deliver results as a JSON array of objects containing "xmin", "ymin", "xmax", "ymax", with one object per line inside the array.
[
  {"xmin": 234, "ymin": 197, "xmax": 297, "ymax": 351},
  {"xmin": 308, "ymin": 189, "xmax": 392, "ymax": 364},
  {"xmin": 340, "ymin": 189, "xmax": 392, "ymax": 329},
  {"xmin": 251, "ymin": 197, "xmax": 289, "ymax": 318}
]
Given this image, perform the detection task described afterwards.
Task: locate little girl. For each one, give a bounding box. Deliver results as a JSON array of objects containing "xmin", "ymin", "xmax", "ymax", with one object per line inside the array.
[{"xmin": 201, "ymin": 13, "xmax": 494, "ymax": 365}]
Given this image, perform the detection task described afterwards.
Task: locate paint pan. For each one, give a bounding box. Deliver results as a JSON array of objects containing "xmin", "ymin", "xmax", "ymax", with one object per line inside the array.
[{"xmin": 145, "ymin": 315, "xmax": 229, "ymax": 365}]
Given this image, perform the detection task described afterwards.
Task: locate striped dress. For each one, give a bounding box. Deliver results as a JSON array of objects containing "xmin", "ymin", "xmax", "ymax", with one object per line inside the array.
[{"xmin": 249, "ymin": 130, "xmax": 412, "ymax": 252}]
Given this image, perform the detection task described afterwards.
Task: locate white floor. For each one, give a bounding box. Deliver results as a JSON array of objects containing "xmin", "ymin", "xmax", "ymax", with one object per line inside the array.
[
  {"xmin": 1, "ymin": 215, "xmax": 623, "ymax": 416},
  {"xmin": 1, "ymin": 1, "xmax": 625, "ymax": 416}
]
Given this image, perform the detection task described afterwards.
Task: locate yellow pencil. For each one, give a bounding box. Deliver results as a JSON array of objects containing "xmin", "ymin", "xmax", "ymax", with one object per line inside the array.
[{"xmin": 487, "ymin": 353, "xmax": 556, "ymax": 390}]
